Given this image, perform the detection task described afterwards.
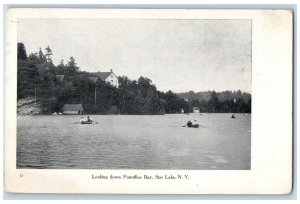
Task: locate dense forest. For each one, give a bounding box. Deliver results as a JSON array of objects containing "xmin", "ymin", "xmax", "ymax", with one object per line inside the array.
[
  {"xmin": 17, "ymin": 42, "xmax": 251, "ymax": 115},
  {"xmin": 177, "ymin": 90, "xmax": 251, "ymax": 113}
]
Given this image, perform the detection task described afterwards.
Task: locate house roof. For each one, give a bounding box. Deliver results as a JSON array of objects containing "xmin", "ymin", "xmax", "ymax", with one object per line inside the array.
[
  {"xmin": 62, "ymin": 104, "xmax": 82, "ymax": 111},
  {"xmin": 90, "ymin": 71, "xmax": 118, "ymax": 81},
  {"xmin": 193, "ymin": 107, "xmax": 199, "ymax": 110},
  {"xmin": 88, "ymin": 76, "xmax": 98, "ymax": 83},
  {"xmin": 95, "ymin": 72, "xmax": 112, "ymax": 81}
]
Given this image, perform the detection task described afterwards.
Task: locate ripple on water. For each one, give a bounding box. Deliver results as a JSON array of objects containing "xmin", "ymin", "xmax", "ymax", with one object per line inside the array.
[{"xmin": 17, "ymin": 114, "xmax": 251, "ymax": 169}]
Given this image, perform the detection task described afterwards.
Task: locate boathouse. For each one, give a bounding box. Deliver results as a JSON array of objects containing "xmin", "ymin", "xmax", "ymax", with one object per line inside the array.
[
  {"xmin": 193, "ymin": 107, "xmax": 200, "ymax": 113},
  {"xmin": 62, "ymin": 104, "xmax": 84, "ymax": 115}
]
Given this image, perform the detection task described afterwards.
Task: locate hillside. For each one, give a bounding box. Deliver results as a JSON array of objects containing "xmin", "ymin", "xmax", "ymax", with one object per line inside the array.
[
  {"xmin": 17, "ymin": 42, "xmax": 251, "ymax": 114},
  {"xmin": 17, "ymin": 42, "xmax": 188, "ymax": 115},
  {"xmin": 177, "ymin": 90, "xmax": 251, "ymax": 103},
  {"xmin": 176, "ymin": 90, "xmax": 251, "ymax": 113},
  {"xmin": 17, "ymin": 97, "xmax": 41, "ymax": 115}
]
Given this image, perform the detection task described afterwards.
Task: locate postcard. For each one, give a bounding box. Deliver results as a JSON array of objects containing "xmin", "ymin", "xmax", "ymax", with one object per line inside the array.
[{"xmin": 4, "ymin": 8, "xmax": 293, "ymax": 194}]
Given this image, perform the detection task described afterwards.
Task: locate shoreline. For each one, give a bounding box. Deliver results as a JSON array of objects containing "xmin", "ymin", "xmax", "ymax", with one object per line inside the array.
[{"xmin": 17, "ymin": 112, "xmax": 251, "ymax": 117}]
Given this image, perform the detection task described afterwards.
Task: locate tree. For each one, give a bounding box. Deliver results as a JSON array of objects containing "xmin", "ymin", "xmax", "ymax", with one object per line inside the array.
[
  {"xmin": 66, "ymin": 57, "xmax": 79, "ymax": 75},
  {"xmin": 138, "ymin": 76, "xmax": 152, "ymax": 87},
  {"xmin": 192, "ymin": 99, "xmax": 200, "ymax": 107},
  {"xmin": 45, "ymin": 45, "xmax": 53, "ymax": 62},
  {"xmin": 18, "ymin": 42, "xmax": 253, "ymax": 115},
  {"xmin": 246, "ymin": 99, "xmax": 251, "ymax": 113},
  {"xmin": 208, "ymin": 90, "xmax": 219, "ymax": 112},
  {"xmin": 17, "ymin": 42, "xmax": 27, "ymax": 60},
  {"xmin": 59, "ymin": 59, "xmax": 64, "ymax": 66},
  {"xmin": 28, "ymin": 52, "xmax": 39, "ymax": 61},
  {"xmin": 67, "ymin": 56, "xmax": 77, "ymax": 67},
  {"xmin": 163, "ymin": 91, "xmax": 183, "ymax": 113},
  {"xmin": 38, "ymin": 48, "xmax": 47, "ymax": 63}
]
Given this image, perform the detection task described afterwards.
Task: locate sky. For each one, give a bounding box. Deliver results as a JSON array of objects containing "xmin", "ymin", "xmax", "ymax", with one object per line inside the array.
[{"xmin": 18, "ymin": 19, "xmax": 252, "ymax": 93}]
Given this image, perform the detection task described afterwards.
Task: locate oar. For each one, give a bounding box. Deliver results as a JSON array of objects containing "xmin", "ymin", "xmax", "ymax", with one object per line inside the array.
[
  {"xmin": 90, "ymin": 119, "xmax": 98, "ymax": 124},
  {"xmin": 182, "ymin": 124, "xmax": 206, "ymax": 128}
]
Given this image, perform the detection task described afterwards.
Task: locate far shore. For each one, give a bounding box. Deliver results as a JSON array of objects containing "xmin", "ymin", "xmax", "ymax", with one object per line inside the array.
[{"xmin": 17, "ymin": 112, "xmax": 250, "ymax": 117}]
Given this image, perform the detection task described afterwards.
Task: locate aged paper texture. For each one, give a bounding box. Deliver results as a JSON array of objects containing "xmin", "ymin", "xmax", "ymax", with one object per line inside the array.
[{"xmin": 4, "ymin": 8, "xmax": 292, "ymax": 194}]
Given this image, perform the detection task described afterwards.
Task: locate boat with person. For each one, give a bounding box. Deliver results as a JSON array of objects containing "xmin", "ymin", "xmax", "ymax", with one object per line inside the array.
[
  {"xmin": 186, "ymin": 120, "xmax": 199, "ymax": 128},
  {"xmin": 80, "ymin": 116, "xmax": 93, "ymax": 124},
  {"xmin": 81, "ymin": 120, "xmax": 93, "ymax": 124}
]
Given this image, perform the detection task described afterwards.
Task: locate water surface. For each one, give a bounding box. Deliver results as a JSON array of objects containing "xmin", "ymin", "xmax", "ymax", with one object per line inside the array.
[{"xmin": 17, "ymin": 113, "xmax": 251, "ymax": 169}]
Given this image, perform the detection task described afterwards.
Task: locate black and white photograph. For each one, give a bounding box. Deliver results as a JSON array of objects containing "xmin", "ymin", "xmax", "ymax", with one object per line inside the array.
[
  {"xmin": 4, "ymin": 8, "xmax": 293, "ymax": 194},
  {"xmin": 16, "ymin": 18, "xmax": 251, "ymax": 170}
]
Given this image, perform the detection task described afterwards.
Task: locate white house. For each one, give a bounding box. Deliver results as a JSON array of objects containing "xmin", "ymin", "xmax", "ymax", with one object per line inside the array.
[{"xmin": 91, "ymin": 69, "xmax": 119, "ymax": 88}]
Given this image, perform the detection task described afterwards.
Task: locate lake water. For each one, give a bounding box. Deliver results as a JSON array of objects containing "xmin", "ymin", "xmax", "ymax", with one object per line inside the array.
[{"xmin": 17, "ymin": 113, "xmax": 251, "ymax": 169}]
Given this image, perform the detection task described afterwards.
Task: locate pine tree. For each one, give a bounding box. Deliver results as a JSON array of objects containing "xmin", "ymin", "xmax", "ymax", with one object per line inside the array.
[
  {"xmin": 17, "ymin": 42, "xmax": 27, "ymax": 60},
  {"xmin": 38, "ymin": 48, "xmax": 47, "ymax": 63},
  {"xmin": 59, "ymin": 59, "xmax": 64, "ymax": 66},
  {"xmin": 208, "ymin": 91, "xmax": 219, "ymax": 112},
  {"xmin": 66, "ymin": 56, "xmax": 79, "ymax": 74},
  {"xmin": 45, "ymin": 45, "xmax": 53, "ymax": 62}
]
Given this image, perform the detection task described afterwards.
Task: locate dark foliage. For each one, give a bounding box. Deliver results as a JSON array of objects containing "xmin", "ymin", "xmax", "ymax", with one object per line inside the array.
[
  {"xmin": 17, "ymin": 42, "xmax": 251, "ymax": 114},
  {"xmin": 17, "ymin": 42, "xmax": 27, "ymax": 60},
  {"xmin": 17, "ymin": 43, "xmax": 190, "ymax": 114},
  {"xmin": 177, "ymin": 90, "xmax": 251, "ymax": 113}
]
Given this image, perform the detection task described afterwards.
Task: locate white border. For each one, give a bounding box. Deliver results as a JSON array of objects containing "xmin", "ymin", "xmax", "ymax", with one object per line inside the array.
[{"xmin": 4, "ymin": 8, "xmax": 293, "ymax": 194}]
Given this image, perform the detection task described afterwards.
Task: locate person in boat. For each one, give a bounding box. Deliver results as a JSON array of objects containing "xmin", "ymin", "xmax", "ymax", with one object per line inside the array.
[
  {"xmin": 193, "ymin": 120, "xmax": 199, "ymax": 126},
  {"xmin": 231, "ymin": 114, "xmax": 235, "ymax": 119},
  {"xmin": 86, "ymin": 116, "xmax": 91, "ymax": 122},
  {"xmin": 193, "ymin": 120, "xmax": 199, "ymax": 128},
  {"xmin": 187, "ymin": 120, "xmax": 193, "ymax": 127}
]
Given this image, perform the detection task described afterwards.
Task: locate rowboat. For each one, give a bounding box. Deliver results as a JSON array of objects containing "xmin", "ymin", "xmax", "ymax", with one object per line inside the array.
[
  {"xmin": 186, "ymin": 121, "xmax": 199, "ymax": 128},
  {"xmin": 80, "ymin": 119, "xmax": 93, "ymax": 124}
]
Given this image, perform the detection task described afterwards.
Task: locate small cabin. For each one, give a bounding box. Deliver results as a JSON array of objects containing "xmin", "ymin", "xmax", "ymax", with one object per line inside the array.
[
  {"xmin": 193, "ymin": 107, "xmax": 200, "ymax": 113},
  {"xmin": 62, "ymin": 104, "xmax": 84, "ymax": 115}
]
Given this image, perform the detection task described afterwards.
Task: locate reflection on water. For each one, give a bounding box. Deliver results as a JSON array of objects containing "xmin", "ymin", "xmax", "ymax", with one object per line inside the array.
[{"xmin": 17, "ymin": 114, "xmax": 251, "ymax": 169}]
